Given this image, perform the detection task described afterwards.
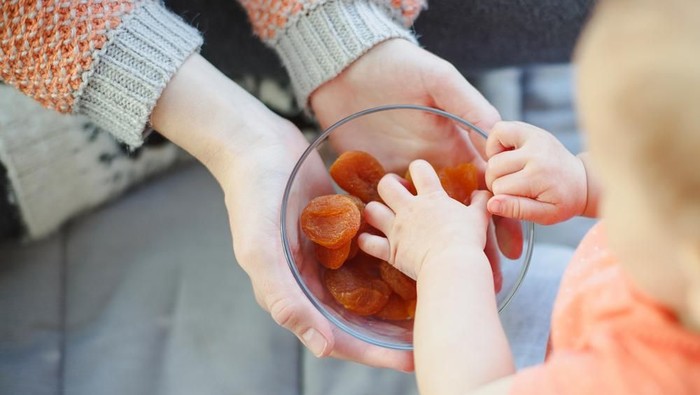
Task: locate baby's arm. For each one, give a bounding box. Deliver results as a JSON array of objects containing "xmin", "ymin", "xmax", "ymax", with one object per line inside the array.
[
  {"xmin": 359, "ymin": 160, "xmax": 515, "ymax": 394},
  {"xmin": 485, "ymin": 121, "xmax": 601, "ymax": 224}
]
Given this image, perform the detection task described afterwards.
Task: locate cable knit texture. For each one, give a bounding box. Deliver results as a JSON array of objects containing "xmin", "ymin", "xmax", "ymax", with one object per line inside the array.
[
  {"xmin": 239, "ymin": 0, "xmax": 426, "ymax": 107},
  {"xmin": 1, "ymin": 0, "xmax": 202, "ymax": 147}
]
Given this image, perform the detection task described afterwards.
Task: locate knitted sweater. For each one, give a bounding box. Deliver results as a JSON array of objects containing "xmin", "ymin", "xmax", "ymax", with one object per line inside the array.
[
  {"xmin": 0, "ymin": 0, "xmax": 420, "ymax": 240},
  {"xmin": 0, "ymin": 0, "xmax": 420, "ymax": 147}
]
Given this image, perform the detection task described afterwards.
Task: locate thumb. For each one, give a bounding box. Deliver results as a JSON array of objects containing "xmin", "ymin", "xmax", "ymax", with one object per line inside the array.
[
  {"xmin": 261, "ymin": 278, "xmax": 336, "ymax": 358},
  {"xmin": 469, "ymin": 190, "xmax": 493, "ymax": 211},
  {"xmin": 430, "ymin": 68, "xmax": 501, "ymax": 132},
  {"xmin": 428, "ymin": 64, "xmax": 501, "ymax": 159},
  {"xmin": 488, "ymin": 195, "xmax": 559, "ymax": 225}
]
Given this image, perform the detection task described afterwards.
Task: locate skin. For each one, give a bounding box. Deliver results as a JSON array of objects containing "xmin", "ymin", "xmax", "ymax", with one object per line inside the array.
[
  {"xmin": 148, "ymin": 37, "xmax": 515, "ymax": 371},
  {"xmin": 357, "ymin": 1, "xmax": 700, "ymax": 393},
  {"xmin": 485, "ymin": 121, "xmax": 597, "ymax": 225},
  {"xmin": 312, "ymin": 38, "xmax": 525, "ymax": 263},
  {"xmin": 360, "ymin": 161, "xmax": 513, "ymax": 395},
  {"xmin": 150, "ymin": 54, "xmax": 412, "ymax": 370}
]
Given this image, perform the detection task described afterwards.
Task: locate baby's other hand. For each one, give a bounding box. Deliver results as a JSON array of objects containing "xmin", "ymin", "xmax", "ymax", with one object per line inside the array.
[
  {"xmin": 485, "ymin": 121, "xmax": 587, "ymax": 225},
  {"xmin": 359, "ymin": 160, "xmax": 492, "ymax": 280}
]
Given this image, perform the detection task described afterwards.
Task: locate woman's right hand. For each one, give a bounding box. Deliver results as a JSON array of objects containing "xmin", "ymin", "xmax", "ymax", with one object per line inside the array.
[{"xmin": 151, "ymin": 54, "xmax": 415, "ymax": 371}]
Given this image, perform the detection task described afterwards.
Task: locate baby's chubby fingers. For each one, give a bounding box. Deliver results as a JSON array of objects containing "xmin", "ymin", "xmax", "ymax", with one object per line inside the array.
[
  {"xmin": 363, "ymin": 201, "xmax": 395, "ymax": 237},
  {"xmin": 487, "ymin": 195, "xmax": 559, "ymax": 225},
  {"xmin": 485, "ymin": 122, "xmax": 539, "ymax": 193},
  {"xmin": 485, "ymin": 150, "xmax": 528, "ymax": 192},
  {"xmin": 485, "ymin": 121, "xmax": 532, "ymax": 158},
  {"xmin": 358, "ymin": 233, "xmax": 390, "ymax": 262},
  {"xmin": 407, "ymin": 159, "xmax": 443, "ymax": 195},
  {"xmin": 377, "ymin": 173, "xmax": 414, "ymax": 209}
]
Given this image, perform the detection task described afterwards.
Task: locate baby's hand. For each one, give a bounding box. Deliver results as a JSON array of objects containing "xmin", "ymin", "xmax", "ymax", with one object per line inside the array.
[
  {"xmin": 485, "ymin": 121, "xmax": 587, "ymax": 225},
  {"xmin": 359, "ymin": 160, "xmax": 492, "ymax": 280}
]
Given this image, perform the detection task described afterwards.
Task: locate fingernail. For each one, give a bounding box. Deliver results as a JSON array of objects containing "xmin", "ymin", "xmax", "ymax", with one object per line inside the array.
[{"xmin": 302, "ymin": 328, "xmax": 328, "ymax": 357}]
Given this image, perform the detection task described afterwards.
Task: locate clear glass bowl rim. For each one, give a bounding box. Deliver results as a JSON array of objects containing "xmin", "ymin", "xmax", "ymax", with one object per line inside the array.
[{"xmin": 281, "ymin": 104, "xmax": 534, "ymax": 350}]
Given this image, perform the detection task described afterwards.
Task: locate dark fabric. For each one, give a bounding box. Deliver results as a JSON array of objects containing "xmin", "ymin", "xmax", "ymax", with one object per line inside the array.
[
  {"xmin": 0, "ymin": 161, "xmax": 22, "ymax": 240},
  {"xmin": 166, "ymin": 0, "xmax": 593, "ymax": 82},
  {"xmin": 414, "ymin": 0, "xmax": 593, "ymax": 71},
  {"xmin": 166, "ymin": 0, "xmax": 290, "ymax": 81}
]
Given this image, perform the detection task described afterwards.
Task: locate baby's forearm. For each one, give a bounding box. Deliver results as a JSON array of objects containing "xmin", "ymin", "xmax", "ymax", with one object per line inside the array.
[
  {"xmin": 414, "ymin": 249, "xmax": 514, "ymax": 395},
  {"xmin": 577, "ymin": 152, "xmax": 602, "ymax": 218}
]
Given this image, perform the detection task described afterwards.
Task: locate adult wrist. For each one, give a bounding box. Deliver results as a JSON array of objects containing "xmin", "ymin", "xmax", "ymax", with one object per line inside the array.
[
  {"xmin": 74, "ymin": 2, "xmax": 202, "ymax": 147},
  {"xmin": 272, "ymin": 0, "xmax": 418, "ymax": 109},
  {"xmin": 151, "ymin": 54, "xmax": 293, "ymax": 182}
]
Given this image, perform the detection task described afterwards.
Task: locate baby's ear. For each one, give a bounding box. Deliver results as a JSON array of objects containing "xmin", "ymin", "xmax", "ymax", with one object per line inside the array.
[{"xmin": 679, "ymin": 243, "xmax": 700, "ymax": 332}]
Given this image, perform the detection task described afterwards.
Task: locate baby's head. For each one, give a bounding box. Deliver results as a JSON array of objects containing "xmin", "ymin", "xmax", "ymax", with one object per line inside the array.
[{"xmin": 576, "ymin": 0, "xmax": 700, "ymax": 328}]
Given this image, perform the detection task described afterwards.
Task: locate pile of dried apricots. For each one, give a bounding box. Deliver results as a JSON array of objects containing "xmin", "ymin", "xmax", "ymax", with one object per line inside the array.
[{"xmin": 300, "ymin": 151, "xmax": 487, "ymax": 321}]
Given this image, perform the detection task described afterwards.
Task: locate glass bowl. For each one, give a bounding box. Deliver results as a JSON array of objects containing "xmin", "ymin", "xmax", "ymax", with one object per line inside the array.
[{"xmin": 281, "ymin": 104, "xmax": 534, "ymax": 350}]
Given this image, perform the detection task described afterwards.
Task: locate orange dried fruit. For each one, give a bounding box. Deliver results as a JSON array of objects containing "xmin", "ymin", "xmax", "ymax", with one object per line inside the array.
[
  {"xmin": 300, "ymin": 195, "xmax": 361, "ymax": 248},
  {"xmin": 379, "ymin": 261, "xmax": 417, "ymax": 300},
  {"xmin": 323, "ymin": 262, "xmax": 391, "ymax": 316},
  {"xmin": 315, "ymin": 242, "xmax": 352, "ymax": 269},
  {"xmin": 330, "ymin": 151, "xmax": 386, "ymax": 203},
  {"xmin": 343, "ymin": 195, "xmax": 366, "ymax": 261},
  {"xmin": 437, "ymin": 163, "xmax": 479, "ymax": 204},
  {"xmin": 374, "ymin": 293, "xmax": 417, "ymax": 321}
]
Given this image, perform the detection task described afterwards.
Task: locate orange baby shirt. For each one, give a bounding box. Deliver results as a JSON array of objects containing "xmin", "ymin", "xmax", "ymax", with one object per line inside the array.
[{"xmin": 511, "ymin": 222, "xmax": 700, "ymax": 394}]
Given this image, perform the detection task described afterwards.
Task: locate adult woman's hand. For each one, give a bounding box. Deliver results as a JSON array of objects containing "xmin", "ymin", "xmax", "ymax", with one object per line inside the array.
[
  {"xmin": 151, "ymin": 54, "xmax": 415, "ymax": 371},
  {"xmin": 310, "ymin": 39, "xmax": 523, "ymax": 259}
]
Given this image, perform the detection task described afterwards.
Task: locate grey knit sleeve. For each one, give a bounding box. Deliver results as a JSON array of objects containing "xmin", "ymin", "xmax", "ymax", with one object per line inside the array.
[
  {"xmin": 271, "ymin": 0, "xmax": 419, "ymax": 108},
  {"xmin": 73, "ymin": 2, "xmax": 203, "ymax": 147}
]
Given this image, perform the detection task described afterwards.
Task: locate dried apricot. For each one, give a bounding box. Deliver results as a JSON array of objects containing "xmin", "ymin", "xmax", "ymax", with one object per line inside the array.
[
  {"xmin": 379, "ymin": 261, "xmax": 417, "ymax": 300},
  {"xmin": 437, "ymin": 163, "xmax": 479, "ymax": 204},
  {"xmin": 330, "ymin": 151, "xmax": 385, "ymax": 203},
  {"xmin": 323, "ymin": 262, "xmax": 391, "ymax": 316},
  {"xmin": 345, "ymin": 252, "xmax": 383, "ymax": 277},
  {"xmin": 374, "ymin": 293, "xmax": 416, "ymax": 321},
  {"xmin": 315, "ymin": 242, "xmax": 351, "ymax": 269},
  {"xmin": 300, "ymin": 195, "xmax": 361, "ymax": 248},
  {"xmin": 344, "ymin": 195, "xmax": 366, "ymax": 261}
]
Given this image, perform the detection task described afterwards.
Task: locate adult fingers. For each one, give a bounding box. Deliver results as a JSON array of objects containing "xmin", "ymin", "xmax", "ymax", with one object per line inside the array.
[
  {"xmin": 428, "ymin": 61, "xmax": 501, "ymax": 133},
  {"xmin": 327, "ymin": 328, "xmax": 415, "ymax": 371},
  {"xmin": 484, "ymin": 219, "xmax": 503, "ymax": 293},
  {"xmin": 253, "ymin": 260, "xmax": 337, "ymax": 358},
  {"xmin": 493, "ymin": 216, "xmax": 524, "ymax": 260}
]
